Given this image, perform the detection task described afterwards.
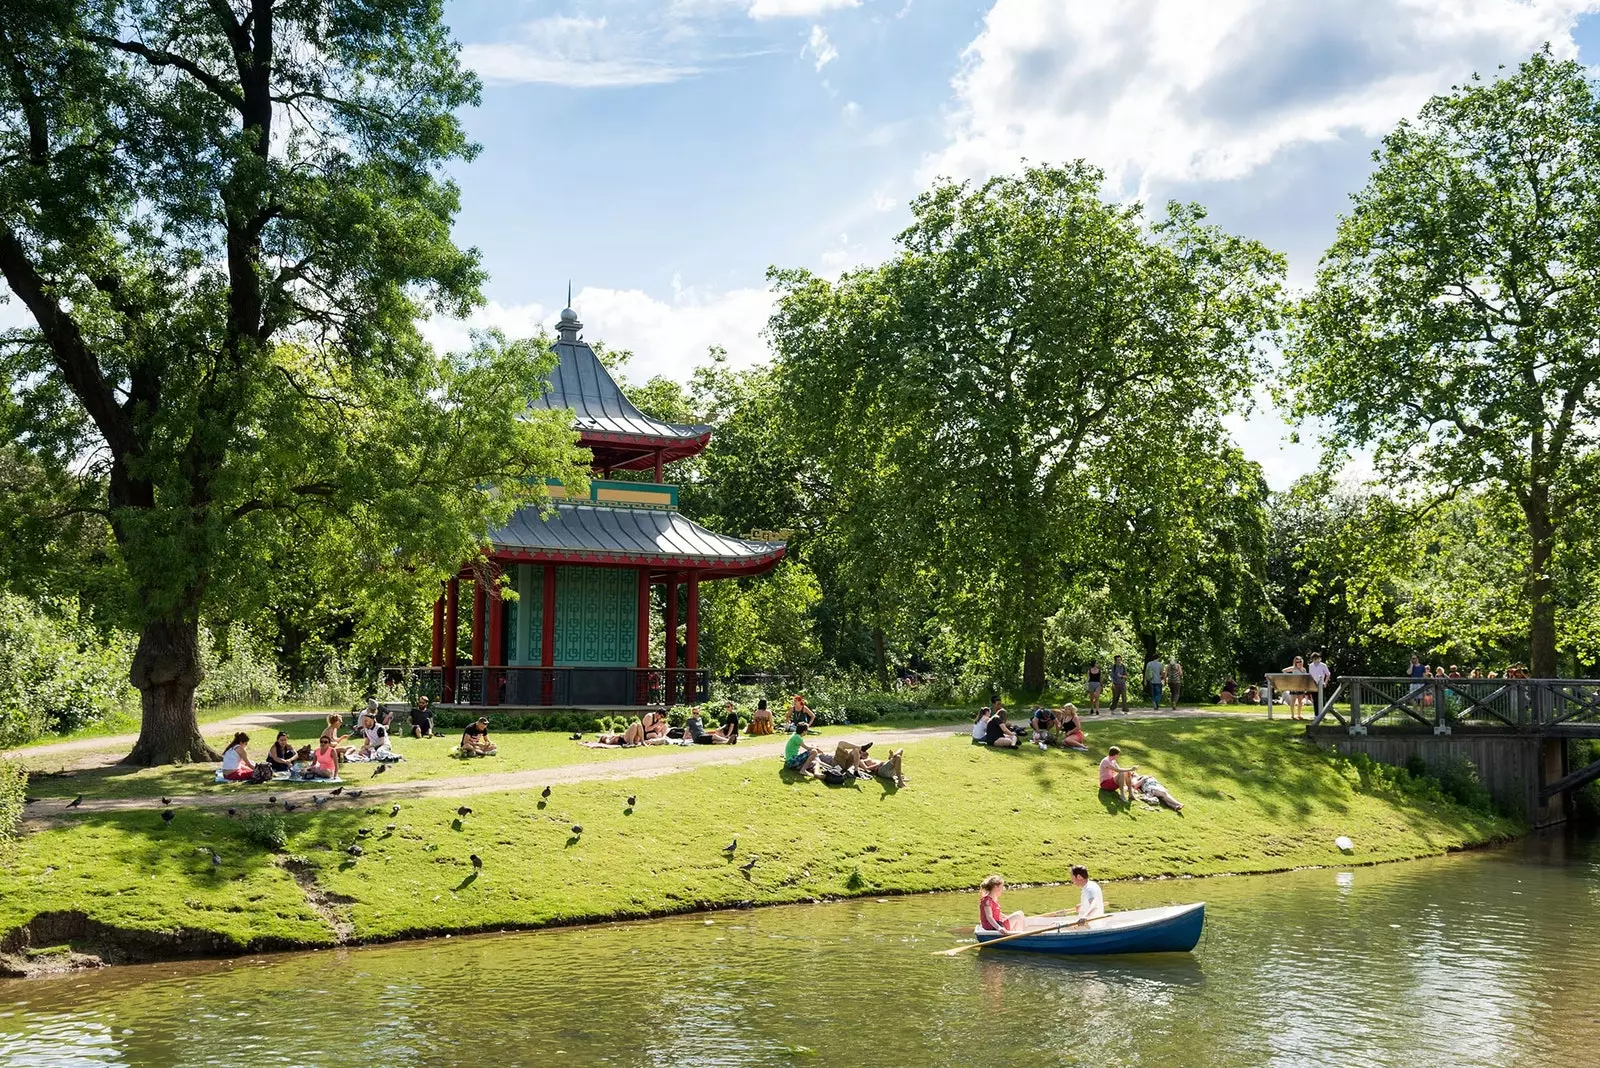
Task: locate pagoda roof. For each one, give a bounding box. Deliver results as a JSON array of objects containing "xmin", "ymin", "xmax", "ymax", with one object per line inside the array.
[
  {"xmin": 489, "ymin": 502, "xmax": 786, "ymax": 578},
  {"xmin": 532, "ymin": 308, "xmax": 711, "ymax": 469}
]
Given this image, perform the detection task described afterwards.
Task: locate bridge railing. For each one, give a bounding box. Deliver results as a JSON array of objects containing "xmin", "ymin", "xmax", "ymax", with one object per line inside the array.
[{"xmin": 1312, "ymin": 677, "xmax": 1600, "ymax": 734}]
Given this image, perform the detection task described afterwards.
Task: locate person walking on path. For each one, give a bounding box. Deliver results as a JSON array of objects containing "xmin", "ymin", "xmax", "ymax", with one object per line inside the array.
[
  {"xmin": 1145, "ymin": 655, "xmax": 1165, "ymax": 711},
  {"xmin": 1109, "ymin": 656, "xmax": 1131, "ymax": 713},
  {"xmin": 1085, "ymin": 660, "xmax": 1104, "ymax": 715},
  {"xmin": 1163, "ymin": 658, "xmax": 1183, "ymax": 710}
]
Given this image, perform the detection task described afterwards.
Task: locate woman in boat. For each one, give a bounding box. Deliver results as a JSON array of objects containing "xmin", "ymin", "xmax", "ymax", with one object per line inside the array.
[
  {"xmin": 265, "ymin": 730, "xmax": 298, "ymax": 774},
  {"xmin": 748, "ymin": 699, "xmax": 774, "ymax": 736},
  {"xmin": 978, "ymin": 874, "xmax": 1025, "ymax": 933},
  {"xmin": 219, "ymin": 732, "xmax": 255, "ymax": 781},
  {"xmin": 1098, "ymin": 746, "xmax": 1138, "ymax": 802}
]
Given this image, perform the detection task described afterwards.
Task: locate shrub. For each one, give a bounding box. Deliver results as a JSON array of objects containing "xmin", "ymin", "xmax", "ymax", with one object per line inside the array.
[
  {"xmin": 197, "ymin": 625, "xmax": 286, "ymax": 708},
  {"xmin": 0, "ymin": 759, "xmax": 25, "ymax": 842},
  {"xmin": 0, "ymin": 594, "xmax": 137, "ymax": 744},
  {"xmin": 240, "ymin": 810, "xmax": 289, "ymax": 851}
]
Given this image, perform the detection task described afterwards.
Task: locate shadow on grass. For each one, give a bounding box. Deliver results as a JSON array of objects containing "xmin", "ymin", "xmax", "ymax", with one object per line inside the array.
[
  {"xmin": 1098, "ymin": 790, "xmax": 1130, "ymax": 816},
  {"xmin": 454, "ymin": 872, "xmax": 478, "ymax": 891}
]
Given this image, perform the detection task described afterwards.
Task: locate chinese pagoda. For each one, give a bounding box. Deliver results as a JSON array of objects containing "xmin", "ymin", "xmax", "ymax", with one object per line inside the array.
[{"xmin": 427, "ymin": 304, "xmax": 786, "ymax": 707}]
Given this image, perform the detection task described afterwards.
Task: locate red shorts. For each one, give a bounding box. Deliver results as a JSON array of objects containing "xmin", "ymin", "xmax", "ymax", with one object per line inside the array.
[
  {"xmin": 1100, "ymin": 780, "xmax": 1118, "ymax": 791},
  {"xmin": 223, "ymin": 767, "xmax": 254, "ymax": 781}
]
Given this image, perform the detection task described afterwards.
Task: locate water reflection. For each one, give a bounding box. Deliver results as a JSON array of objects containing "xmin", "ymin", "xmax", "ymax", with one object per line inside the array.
[{"xmin": 0, "ymin": 834, "xmax": 1595, "ymax": 1067}]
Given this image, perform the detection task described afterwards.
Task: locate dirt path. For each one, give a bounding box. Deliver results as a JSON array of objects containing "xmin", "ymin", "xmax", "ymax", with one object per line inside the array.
[
  {"xmin": 17, "ymin": 707, "xmax": 1243, "ymax": 823},
  {"xmin": 4, "ymin": 710, "xmax": 332, "ymax": 766}
]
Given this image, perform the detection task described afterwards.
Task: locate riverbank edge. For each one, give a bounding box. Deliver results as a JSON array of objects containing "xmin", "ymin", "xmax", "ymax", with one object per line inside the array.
[{"xmin": 0, "ymin": 827, "xmax": 1524, "ymax": 981}]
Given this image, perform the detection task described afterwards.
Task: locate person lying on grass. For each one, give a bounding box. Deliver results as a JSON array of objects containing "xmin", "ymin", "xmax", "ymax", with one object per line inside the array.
[
  {"xmin": 748, "ymin": 698, "xmax": 774, "ymax": 736},
  {"xmin": 984, "ymin": 708, "xmax": 1020, "ymax": 748},
  {"xmin": 220, "ymin": 732, "xmax": 255, "ymax": 782},
  {"xmin": 1069, "ymin": 865, "xmax": 1105, "ymax": 924},
  {"xmin": 459, "ymin": 717, "xmax": 498, "ymax": 757},
  {"xmin": 1098, "ymin": 746, "xmax": 1138, "ymax": 802},
  {"xmin": 834, "ymin": 742, "xmax": 906, "ymax": 787},
  {"xmin": 1133, "ymin": 774, "xmax": 1184, "ymax": 811},
  {"xmin": 266, "ymin": 731, "xmax": 297, "ymax": 774},
  {"xmin": 595, "ymin": 710, "xmax": 671, "ymax": 747},
  {"xmin": 303, "ymin": 738, "xmax": 339, "ymax": 780},
  {"xmin": 978, "ymin": 874, "xmax": 1025, "ymax": 933},
  {"xmin": 783, "ymin": 723, "xmax": 825, "ymax": 775},
  {"xmin": 686, "ymin": 709, "xmax": 739, "ymax": 745}
]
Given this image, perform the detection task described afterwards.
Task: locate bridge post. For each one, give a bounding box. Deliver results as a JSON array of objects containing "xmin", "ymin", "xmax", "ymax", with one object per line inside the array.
[
  {"xmin": 1348, "ymin": 678, "xmax": 1365, "ymax": 735},
  {"xmin": 1433, "ymin": 677, "xmax": 1451, "ymax": 735}
]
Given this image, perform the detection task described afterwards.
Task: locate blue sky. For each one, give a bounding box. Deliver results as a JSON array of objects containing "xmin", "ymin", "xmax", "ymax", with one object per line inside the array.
[{"xmin": 427, "ymin": 0, "xmax": 1600, "ymax": 488}]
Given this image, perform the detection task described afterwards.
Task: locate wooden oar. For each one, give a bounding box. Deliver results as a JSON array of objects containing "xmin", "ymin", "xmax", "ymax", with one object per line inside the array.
[{"xmin": 937, "ymin": 912, "xmax": 1106, "ymax": 956}]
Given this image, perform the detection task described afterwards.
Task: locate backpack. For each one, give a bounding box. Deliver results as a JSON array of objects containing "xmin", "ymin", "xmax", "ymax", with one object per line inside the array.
[
  {"xmin": 251, "ymin": 762, "xmax": 274, "ymax": 784},
  {"xmin": 819, "ymin": 764, "xmax": 850, "ymax": 786}
]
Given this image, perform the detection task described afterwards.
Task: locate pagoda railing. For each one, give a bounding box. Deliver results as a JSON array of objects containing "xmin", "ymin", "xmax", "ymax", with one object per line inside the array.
[{"xmin": 380, "ymin": 666, "xmax": 708, "ymax": 708}]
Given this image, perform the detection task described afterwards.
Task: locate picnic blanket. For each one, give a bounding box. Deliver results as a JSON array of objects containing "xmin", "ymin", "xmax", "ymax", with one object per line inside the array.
[{"xmin": 213, "ymin": 769, "xmax": 343, "ymax": 785}]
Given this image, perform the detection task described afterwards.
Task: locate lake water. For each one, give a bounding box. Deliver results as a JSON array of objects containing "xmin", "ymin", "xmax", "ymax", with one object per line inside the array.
[{"xmin": 1, "ymin": 833, "xmax": 1596, "ymax": 1067}]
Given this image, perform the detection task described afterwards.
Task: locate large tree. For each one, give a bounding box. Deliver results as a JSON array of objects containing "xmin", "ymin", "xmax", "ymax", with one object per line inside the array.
[
  {"xmin": 1289, "ymin": 50, "xmax": 1600, "ymax": 678},
  {"xmin": 771, "ymin": 164, "xmax": 1284, "ymax": 693},
  {"xmin": 0, "ymin": 2, "xmax": 586, "ymax": 763}
]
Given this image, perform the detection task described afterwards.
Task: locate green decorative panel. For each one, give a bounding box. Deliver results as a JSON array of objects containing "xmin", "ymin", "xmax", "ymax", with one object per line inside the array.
[{"xmin": 554, "ymin": 566, "xmax": 637, "ymax": 666}]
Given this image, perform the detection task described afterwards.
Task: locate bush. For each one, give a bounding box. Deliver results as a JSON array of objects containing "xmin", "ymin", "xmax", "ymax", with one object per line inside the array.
[
  {"xmin": 0, "ymin": 759, "xmax": 25, "ymax": 841},
  {"xmin": 240, "ymin": 810, "xmax": 288, "ymax": 851},
  {"xmin": 0, "ymin": 594, "xmax": 137, "ymax": 745},
  {"xmin": 1335, "ymin": 749, "xmax": 1496, "ymax": 816},
  {"xmin": 197, "ymin": 625, "xmax": 286, "ymax": 708}
]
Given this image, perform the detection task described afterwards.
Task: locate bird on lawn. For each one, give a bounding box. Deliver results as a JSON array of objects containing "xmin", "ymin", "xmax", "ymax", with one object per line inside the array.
[
  {"xmin": 283, "ymin": 801, "xmax": 300, "ymax": 813},
  {"xmin": 226, "ymin": 808, "xmax": 237, "ymax": 818},
  {"xmin": 571, "ymin": 824, "xmax": 583, "ymax": 835},
  {"xmin": 346, "ymin": 790, "xmax": 362, "ymax": 800},
  {"xmin": 457, "ymin": 805, "xmax": 472, "ymax": 817},
  {"xmin": 470, "ymin": 854, "xmax": 483, "ymax": 869},
  {"xmin": 161, "ymin": 810, "xmax": 175, "ymax": 826},
  {"xmin": 390, "ymin": 805, "xmax": 401, "ymax": 817},
  {"xmin": 312, "ymin": 795, "xmax": 327, "ymax": 806},
  {"xmin": 67, "ymin": 795, "xmax": 83, "ymax": 809},
  {"xmin": 331, "ymin": 786, "xmax": 344, "ymax": 796},
  {"xmin": 385, "ymin": 823, "xmax": 396, "ymax": 832},
  {"xmin": 267, "ymin": 795, "xmax": 277, "ymax": 805},
  {"xmin": 722, "ymin": 838, "xmax": 737, "ymax": 853},
  {"xmin": 357, "ymin": 827, "xmax": 372, "ymax": 837},
  {"xmin": 372, "ymin": 764, "xmax": 387, "ymax": 778},
  {"xmin": 739, "ymin": 857, "xmax": 758, "ymax": 873},
  {"xmin": 540, "ymin": 786, "xmax": 552, "ymax": 799},
  {"xmin": 347, "ymin": 844, "xmax": 363, "ymax": 857},
  {"xmin": 161, "ymin": 797, "xmax": 172, "ymax": 806},
  {"xmin": 210, "ymin": 849, "xmax": 222, "ymax": 869},
  {"xmin": 24, "ymin": 797, "xmax": 41, "ymax": 804},
  {"xmin": 626, "ymin": 795, "xmax": 636, "ymax": 808}
]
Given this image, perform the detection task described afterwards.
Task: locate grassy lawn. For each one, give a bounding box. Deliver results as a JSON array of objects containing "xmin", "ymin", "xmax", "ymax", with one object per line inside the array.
[
  {"xmin": 6, "ymin": 703, "xmax": 339, "ymax": 751},
  {"xmin": 14, "ymin": 717, "xmax": 962, "ymax": 802},
  {"xmin": 0, "ymin": 719, "xmax": 1519, "ymax": 956}
]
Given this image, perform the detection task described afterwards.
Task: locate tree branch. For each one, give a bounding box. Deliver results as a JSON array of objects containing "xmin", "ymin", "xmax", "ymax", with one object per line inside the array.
[{"xmin": 86, "ymin": 34, "xmax": 244, "ymax": 110}]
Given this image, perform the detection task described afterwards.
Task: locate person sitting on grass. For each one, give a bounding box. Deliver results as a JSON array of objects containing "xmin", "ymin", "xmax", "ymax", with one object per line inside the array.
[
  {"xmin": 1029, "ymin": 706, "xmax": 1057, "ymax": 749},
  {"xmin": 978, "ymin": 874, "xmax": 1025, "ymax": 933},
  {"xmin": 320, "ymin": 714, "xmax": 350, "ymax": 759},
  {"xmin": 783, "ymin": 722, "xmax": 824, "ymax": 775},
  {"xmin": 220, "ymin": 732, "xmax": 255, "ymax": 781},
  {"xmin": 1242, "ymin": 684, "xmax": 1261, "ymax": 704},
  {"xmin": 459, "ymin": 717, "xmax": 498, "ymax": 757},
  {"xmin": 356, "ymin": 712, "xmax": 393, "ymax": 761},
  {"xmin": 598, "ymin": 709, "xmax": 671, "ymax": 746},
  {"xmin": 748, "ymin": 698, "xmax": 775, "ymax": 736},
  {"xmin": 1098, "ymin": 746, "xmax": 1138, "ymax": 802},
  {"xmin": 686, "ymin": 709, "xmax": 739, "ymax": 745},
  {"xmin": 410, "ymin": 695, "xmax": 436, "ymax": 739},
  {"xmin": 1055, "ymin": 705, "xmax": 1087, "ymax": 751},
  {"xmin": 303, "ymin": 737, "xmax": 339, "ymax": 780},
  {"xmin": 984, "ymin": 708, "xmax": 1020, "ymax": 748},
  {"xmin": 787, "ymin": 695, "xmax": 816, "ymax": 733},
  {"xmin": 1133, "ymin": 773, "xmax": 1184, "ymax": 811},
  {"xmin": 1069, "ymin": 865, "xmax": 1105, "ymax": 924},
  {"xmin": 265, "ymin": 731, "xmax": 297, "ymax": 774},
  {"xmin": 1218, "ymin": 678, "xmax": 1238, "ymax": 704},
  {"xmin": 971, "ymin": 705, "xmax": 991, "ymax": 743}
]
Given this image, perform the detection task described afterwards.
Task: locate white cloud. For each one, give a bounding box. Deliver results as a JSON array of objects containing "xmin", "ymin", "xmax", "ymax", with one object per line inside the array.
[
  {"xmin": 927, "ymin": 0, "xmax": 1600, "ymax": 189},
  {"xmin": 420, "ymin": 286, "xmax": 776, "ymax": 382},
  {"xmin": 463, "ymin": 14, "xmax": 705, "ymax": 87},
  {"xmin": 806, "ymin": 24, "xmax": 839, "ymax": 70},
  {"xmin": 748, "ymin": 0, "xmax": 859, "ymax": 19}
]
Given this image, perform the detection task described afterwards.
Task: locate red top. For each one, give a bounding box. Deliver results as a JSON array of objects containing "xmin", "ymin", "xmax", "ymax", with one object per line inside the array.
[{"xmin": 979, "ymin": 894, "xmax": 1005, "ymax": 932}]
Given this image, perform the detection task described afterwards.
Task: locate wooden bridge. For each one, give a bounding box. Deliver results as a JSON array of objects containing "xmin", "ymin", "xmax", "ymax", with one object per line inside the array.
[{"xmin": 1303, "ymin": 676, "xmax": 1600, "ymax": 828}]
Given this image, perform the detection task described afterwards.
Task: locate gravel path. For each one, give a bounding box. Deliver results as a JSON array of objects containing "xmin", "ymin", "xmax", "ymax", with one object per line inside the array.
[{"xmin": 3, "ymin": 710, "xmax": 332, "ymax": 765}]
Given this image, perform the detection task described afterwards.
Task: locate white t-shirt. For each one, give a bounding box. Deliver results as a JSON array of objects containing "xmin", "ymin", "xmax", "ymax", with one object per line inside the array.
[
  {"xmin": 364, "ymin": 725, "xmax": 390, "ymax": 749},
  {"xmin": 1308, "ymin": 661, "xmax": 1331, "ymax": 687},
  {"xmin": 1078, "ymin": 879, "xmax": 1104, "ymax": 919},
  {"xmin": 221, "ymin": 747, "xmax": 244, "ymax": 772},
  {"xmin": 972, "ymin": 713, "xmax": 990, "ymax": 741}
]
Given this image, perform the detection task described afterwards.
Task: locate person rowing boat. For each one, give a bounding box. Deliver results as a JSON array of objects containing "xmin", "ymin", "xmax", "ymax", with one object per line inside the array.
[{"xmin": 1068, "ymin": 865, "xmax": 1104, "ymax": 925}]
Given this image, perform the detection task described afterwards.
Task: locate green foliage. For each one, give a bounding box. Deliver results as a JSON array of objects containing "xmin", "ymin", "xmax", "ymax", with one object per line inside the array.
[
  {"xmin": 699, "ymin": 560, "xmax": 823, "ymax": 676},
  {"xmin": 1288, "ymin": 50, "xmax": 1600, "ymax": 676},
  {"xmin": 239, "ymin": 811, "xmax": 288, "ymax": 852},
  {"xmin": 1337, "ymin": 750, "xmax": 1496, "ymax": 816},
  {"xmin": 0, "ymin": 759, "xmax": 24, "ymax": 842},
  {"xmin": 0, "ymin": 593, "xmax": 136, "ymax": 745}
]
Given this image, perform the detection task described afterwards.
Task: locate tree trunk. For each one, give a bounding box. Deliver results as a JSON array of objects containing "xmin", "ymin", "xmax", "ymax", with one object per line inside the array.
[
  {"xmin": 124, "ymin": 616, "xmax": 216, "ymax": 765},
  {"xmin": 873, "ymin": 627, "xmax": 889, "ymax": 691},
  {"xmin": 1022, "ymin": 625, "xmax": 1046, "ymax": 697},
  {"xmin": 1527, "ymin": 509, "xmax": 1558, "ymax": 679}
]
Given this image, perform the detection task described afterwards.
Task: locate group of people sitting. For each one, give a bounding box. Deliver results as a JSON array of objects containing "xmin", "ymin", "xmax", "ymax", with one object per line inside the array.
[
  {"xmin": 782, "ymin": 723, "xmax": 906, "ymax": 787},
  {"xmin": 978, "ymin": 866, "xmax": 1104, "ymax": 933},
  {"xmin": 217, "ymin": 700, "xmax": 412, "ymax": 783},
  {"xmin": 590, "ymin": 704, "xmax": 743, "ymax": 747},
  {"xmin": 970, "ymin": 700, "xmax": 1087, "ymax": 751}
]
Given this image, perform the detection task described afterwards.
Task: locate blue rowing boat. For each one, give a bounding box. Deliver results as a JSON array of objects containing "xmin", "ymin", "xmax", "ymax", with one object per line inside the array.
[{"xmin": 972, "ymin": 903, "xmax": 1205, "ymax": 955}]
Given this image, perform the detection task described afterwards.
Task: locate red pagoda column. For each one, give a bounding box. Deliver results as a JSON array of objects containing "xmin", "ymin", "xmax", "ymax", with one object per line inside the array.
[
  {"xmin": 686, "ymin": 572, "xmax": 700, "ymax": 702},
  {"xmin": 541, "ymin": 563, "xmax": 557, "ymax": 705},
  {"xmin": 486, "ymin": 579, "xmax": 504, "ymax": 707},
  {"xmin": 471, "ymin": 580, "xmax": 486, "ymax": 667},
  {"xmin": 443, "ymin": 576, "xmax": 459, "ymax": 702},
  {"xmin": 664, "ymin": 573, "xmax": 679, "ymax": 704},
  {"xmin": 430, "ymin": 595, "xmax": 444, "ymax": 667}
]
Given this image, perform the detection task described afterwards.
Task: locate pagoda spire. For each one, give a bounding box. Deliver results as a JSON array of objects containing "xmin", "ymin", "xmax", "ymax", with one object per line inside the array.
[{"xmin": 557, "ymin": 285, "xmax": 582, "ymax": 343}]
